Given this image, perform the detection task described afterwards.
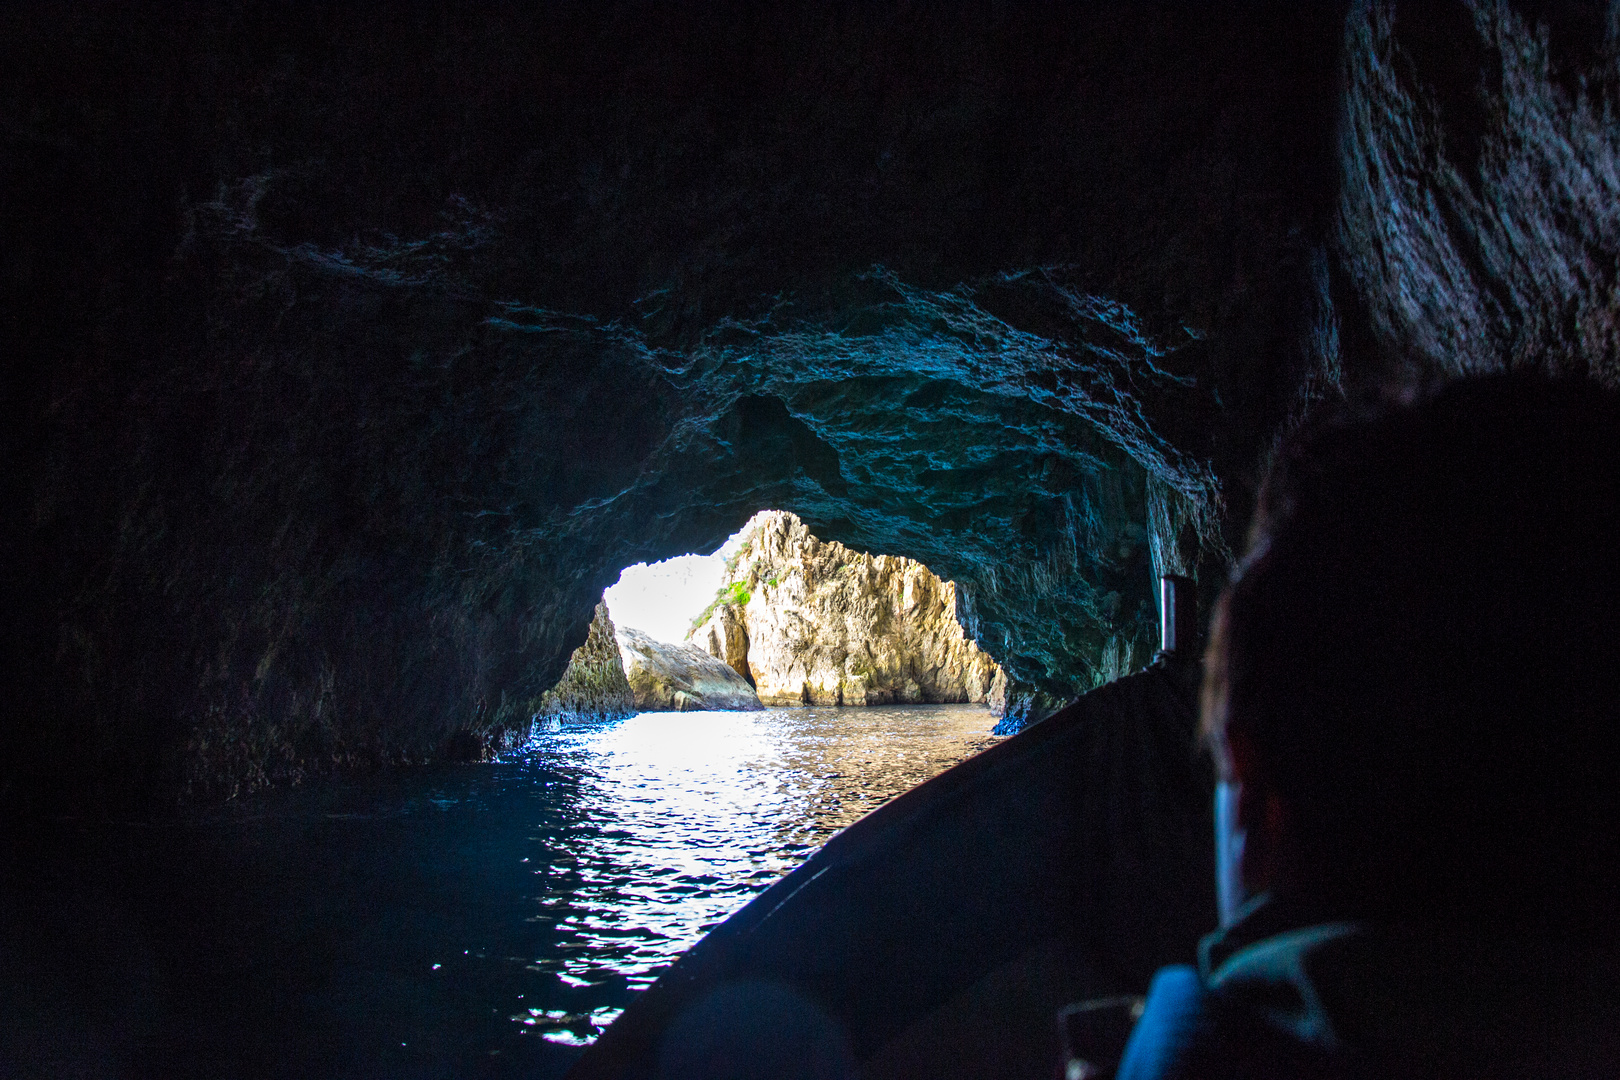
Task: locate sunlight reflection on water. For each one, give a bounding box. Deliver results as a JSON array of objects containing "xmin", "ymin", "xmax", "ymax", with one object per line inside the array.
[
  {"xmin": 509, "ymin": 704, "xmax": 999, "ymax": 1046},
  {"xmin": 2, "ymin": 705, "xmax": 1000, "ymax": 1077}
]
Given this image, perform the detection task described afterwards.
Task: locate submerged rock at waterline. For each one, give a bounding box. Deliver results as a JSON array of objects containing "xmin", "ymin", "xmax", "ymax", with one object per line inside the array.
[
  {"xmin": 616, "ymin": 627, "xmax": 764, "ymax": 712},
  {"xmin": 692, "ymin": 512, "xmax": 1001, "ymax": 707},
  {"xmin": 987, "ymin": 669, "xmax": 1070, "ymax": 735},
  {"xmin": 537, "ymin": 603, "xmax": 637, "ymax": 721}
]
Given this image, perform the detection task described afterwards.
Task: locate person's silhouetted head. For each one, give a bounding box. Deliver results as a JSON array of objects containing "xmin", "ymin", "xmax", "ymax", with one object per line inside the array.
[{"xmin": 1204, "ymin": 374, "xmax": 1620, "ymax": 934}]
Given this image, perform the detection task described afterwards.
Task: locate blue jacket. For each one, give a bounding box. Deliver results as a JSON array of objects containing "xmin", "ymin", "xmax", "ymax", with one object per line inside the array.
[{"xmin": 1115, "ymin": 894, "xmax": 1620, "ymax": 1080}]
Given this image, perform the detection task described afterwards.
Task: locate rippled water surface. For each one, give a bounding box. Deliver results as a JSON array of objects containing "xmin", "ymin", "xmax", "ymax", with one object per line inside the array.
[{"xmin": 3, "ymin": 705, "xmax": 998, "ymax": 1079}]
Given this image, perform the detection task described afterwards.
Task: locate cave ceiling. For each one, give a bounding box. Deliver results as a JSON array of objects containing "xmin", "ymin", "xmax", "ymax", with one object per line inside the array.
[{"xmin": 3, "ymin": 2, "xmax": 1616, "ymax": 804}]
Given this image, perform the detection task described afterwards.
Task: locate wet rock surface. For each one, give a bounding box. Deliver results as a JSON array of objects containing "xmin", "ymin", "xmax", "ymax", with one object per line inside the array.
[
  {"xmin": 3, "ymin": 2, "xmax": 1617, "ymax": 805},
  {"xmin": 986, "ymin": 670, "xmax": 1073, "ymax": 736},
  {"xmin": 692, "ymin": 512, "xmax": 1000, "ymax": 708},
  {"xmin": 537, "ymin": 603, "xmax": 636, "ymax": 723},
  {"xmin": 615, "ymin": 628, "xmax": 764, "ymax": 713}
]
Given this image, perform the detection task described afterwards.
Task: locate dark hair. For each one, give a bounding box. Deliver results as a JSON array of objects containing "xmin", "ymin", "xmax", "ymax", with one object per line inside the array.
[{"xmin": 1204, "ymin": 374, "xmax": 1620, "ymax": 929}]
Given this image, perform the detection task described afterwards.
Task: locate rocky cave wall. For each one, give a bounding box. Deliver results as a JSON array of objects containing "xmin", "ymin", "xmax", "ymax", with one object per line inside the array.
[{"xmin": 3, "ymin": 2, "xmax": 1616, "ymax": 808}]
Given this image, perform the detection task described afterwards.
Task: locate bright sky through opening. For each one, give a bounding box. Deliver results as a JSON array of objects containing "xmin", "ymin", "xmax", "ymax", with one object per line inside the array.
[{"xmin": 604, "ymin": 524, "xmax": 753, "ymax": 644}]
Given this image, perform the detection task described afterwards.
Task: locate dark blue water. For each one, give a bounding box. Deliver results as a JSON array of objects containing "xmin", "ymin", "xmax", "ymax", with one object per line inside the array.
[{"xmin": 1, "ymin": 706, "xmax": 998, "ymax": 1079}]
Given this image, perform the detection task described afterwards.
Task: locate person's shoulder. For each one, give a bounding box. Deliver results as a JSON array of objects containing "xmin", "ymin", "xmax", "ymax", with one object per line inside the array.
[{"xmin": 1116, "ymin": 963, "xmax": 1345, "ymax": 1080}]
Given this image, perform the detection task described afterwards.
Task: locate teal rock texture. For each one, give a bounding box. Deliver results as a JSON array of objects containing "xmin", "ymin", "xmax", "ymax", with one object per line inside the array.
[{"xmin": 3, "ymin": 4, "xmax": 1618, "ymax": 806}]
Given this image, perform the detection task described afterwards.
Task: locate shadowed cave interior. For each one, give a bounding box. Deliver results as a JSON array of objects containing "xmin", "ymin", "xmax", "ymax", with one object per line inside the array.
[
  {"xmin": 3, "ymin": 2, "xmax": 1619, "ymax": 1075},
  {"xmin": 8, "ymin": 0, "xmax": 1616, "ymax": 811}
]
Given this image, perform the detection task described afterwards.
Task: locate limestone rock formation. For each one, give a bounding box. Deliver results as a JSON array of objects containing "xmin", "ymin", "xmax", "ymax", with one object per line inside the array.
[
  {"xmin": 690, "ymin": 605, "xmax": 753, "ymax": 688},
  {"xmin": 536, "ymin": 603, "xmax": 637, "ymax": 722},
  {"xmin": 692, "ymin": 512, "xmax": 1001, "ymax": 707},
  {"xmin": 616, "ymin": 627, "xmax": 764, "ymax": 712}
]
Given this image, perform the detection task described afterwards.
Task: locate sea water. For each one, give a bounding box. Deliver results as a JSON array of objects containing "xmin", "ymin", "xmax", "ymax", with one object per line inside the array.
[{"xmin": 1, "ymin": 705, "xmax": 998, "ymax": 1079}]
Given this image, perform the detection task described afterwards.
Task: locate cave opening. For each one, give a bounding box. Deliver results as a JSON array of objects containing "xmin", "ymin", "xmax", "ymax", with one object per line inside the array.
[{"xmin": 585, "ymin": 508, "xmax": 1008, "ymax": 715}]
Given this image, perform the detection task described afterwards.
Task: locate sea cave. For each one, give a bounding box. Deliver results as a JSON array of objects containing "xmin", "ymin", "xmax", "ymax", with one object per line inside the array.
[{"xmin": 3, "ymin": 3, "xmax": 1618, "ymax": 1077}]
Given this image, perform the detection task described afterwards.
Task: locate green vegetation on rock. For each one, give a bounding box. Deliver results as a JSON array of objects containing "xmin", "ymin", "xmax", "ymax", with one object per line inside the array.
[{"xmin": 690, "ymin": 580, "xmax": 753, "ymax": 635}]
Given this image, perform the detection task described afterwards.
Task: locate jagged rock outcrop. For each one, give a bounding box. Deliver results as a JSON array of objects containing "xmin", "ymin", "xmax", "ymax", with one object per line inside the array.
[
  {"xmin": 536, "ymin": 603, "xmax": 636, "ymax": 722},
  {"xmin": 692, "ymin": 512, "xmax": 1000, "ymax": 707},
  {"xmin": 616, "ymin": 627, "xmax": 764, "ymax": 712}
]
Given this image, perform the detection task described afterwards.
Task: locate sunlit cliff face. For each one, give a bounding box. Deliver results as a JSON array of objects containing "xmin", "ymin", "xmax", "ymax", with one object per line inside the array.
[{"xmin": 3, "ymin": 2, "xmax": 1617, "ymax": 807}]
